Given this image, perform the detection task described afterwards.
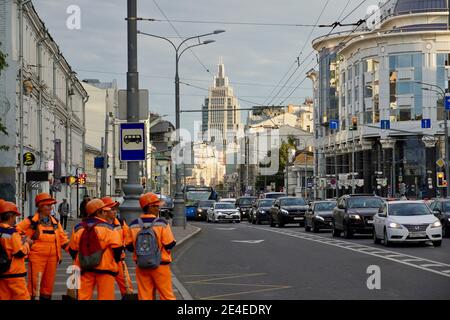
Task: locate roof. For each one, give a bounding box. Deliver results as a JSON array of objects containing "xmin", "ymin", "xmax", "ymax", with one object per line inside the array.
[
  {"xmin": 394, "ymin": 0, "xmax": 447, "ymax": 15},
  {"xmin": 151, "ymin": 121, "xmax": 175, "ymax": 134},
  {"xmin": 387, "ymin": 200, "xmax": 425, "ymax": 204}
]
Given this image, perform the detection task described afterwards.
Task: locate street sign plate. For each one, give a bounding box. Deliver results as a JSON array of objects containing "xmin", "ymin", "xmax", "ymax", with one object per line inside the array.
[
  {"xmin": 120, "ymin": 122, "xmax": 146, "ymax": 161},
  {"xmin": 436, "ymin": 158, "xmax": 445, "ymax": 168},
  {"xmin": 421, "ymin": 119, "xmax": 431, "ymax": 129},
  {"xmin": 23, "ymin": 152, "xmax": 35, "ymax": 166},
  {"xmin": 445, "ymin": 94, "xmax": 450, "ymax": 110},
  {"xmin": 329, "ymin": 120, "xmax": 339, "ymax": 130},
  {"xmin": 118, "ymin": 90, "xmax": 149, "ymax": 120},
  {"xmin": 380, "ymin": 120, "xmax": 390, "ymax": 130}
]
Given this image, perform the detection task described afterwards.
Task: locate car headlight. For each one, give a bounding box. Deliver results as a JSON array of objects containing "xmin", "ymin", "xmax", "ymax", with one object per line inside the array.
[
  {"xmin": 260, "ymin": 210, "xmax": 266, "ymax": 214},
  {"xmin": 448, "ymin": 218, "xmax": 450, "ymax": 222},
  {"xmin": 348, "ymin": 214, "xmax": 361, "ymax": 220},
  {"xmin": 198, "ymin": 209, "xmax": 203, "ymax": 213},
  {"xmin": 315, "ymin": 215, "xmax": 325, "ymax": 221},
  {"xmin": 281, "ymin": 209, "xmax": 289, "ymax": 215},
  {"xmin": 430, "ymin": 221, "xmax": 442, "ymax": 228},
  {"xmin": 388, "ymin": 222, "xmax": 402, "ymax": 229}
]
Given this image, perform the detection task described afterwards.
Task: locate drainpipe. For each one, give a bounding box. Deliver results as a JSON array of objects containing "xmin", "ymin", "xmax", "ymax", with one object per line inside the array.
[{"xmin": 37, "ymin": 35, "xmax": 48, "ymax": 170}]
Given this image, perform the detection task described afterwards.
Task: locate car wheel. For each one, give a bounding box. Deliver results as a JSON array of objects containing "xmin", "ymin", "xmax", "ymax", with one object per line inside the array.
[
  {"xmin": 343, "ymin": 224, "xmax": 353, "ymax": 239},
  {"xmin": 373, "ymin": 229, "xmax": 381, "ymax": 244},
  {"xmin": 332, "ymin": 223, "xmax": 340, "ymax": 237},
  {"xmin": 433, "ymin": 240, "xmax": 442, "ymax": 247},
  {"xmin": 257, "ymin": 218, "xmax": 262, "ymax": 225},
  {"xmin": 384, "ymin": 228, "xmax": 391, "ymax": 247},
  {"xmin": 442, "ymin": 224, "xmax": 448, "ymax": 238},
  {"xmin": 312, "ymin": 221, "xmax": 319, "ymax": 233}
]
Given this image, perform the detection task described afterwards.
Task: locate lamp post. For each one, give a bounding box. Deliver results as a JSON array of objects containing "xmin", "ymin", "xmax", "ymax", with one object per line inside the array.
[
  {"xmin": 416, "ymin": 81, "xmax": 449, "ymax": 197},
  {"xmin": 138, "ymin": 29, "xmax": 224, "ymax": 226}
]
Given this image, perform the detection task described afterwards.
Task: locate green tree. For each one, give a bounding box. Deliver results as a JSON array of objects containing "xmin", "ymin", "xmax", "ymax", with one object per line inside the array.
[{"xmin": 0, "ymin": 45, "xmax": 9, "ymax": 151}]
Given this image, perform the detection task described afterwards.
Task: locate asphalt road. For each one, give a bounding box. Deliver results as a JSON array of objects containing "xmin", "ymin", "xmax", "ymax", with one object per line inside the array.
[{"xmin": 172, "ymin": 220, "xmax": 450, "ymax": 300}]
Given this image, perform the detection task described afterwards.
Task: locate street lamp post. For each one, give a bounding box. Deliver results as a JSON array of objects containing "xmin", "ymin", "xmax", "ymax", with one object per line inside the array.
[{"xmin": 138, "ymin": 29, "xmax": 224, "ymax": 226}]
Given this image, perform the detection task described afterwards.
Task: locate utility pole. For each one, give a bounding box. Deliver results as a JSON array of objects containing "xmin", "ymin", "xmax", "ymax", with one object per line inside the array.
[
  {"xmin": 101, "ymin": 112, "xmax": 109, "ymax": 197},
  {"xmin": 447, "ymin": 0, "xmax": 450, "ymax": 197},
  {"xmin": 352, "ymin": 129, "xmax": 355, "ymax": 194}
]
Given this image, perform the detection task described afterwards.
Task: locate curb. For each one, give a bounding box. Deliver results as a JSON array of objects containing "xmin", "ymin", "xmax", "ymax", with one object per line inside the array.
[{"xmin": 172, "ymin": 224, "xmax": 202, "ymax": 300}]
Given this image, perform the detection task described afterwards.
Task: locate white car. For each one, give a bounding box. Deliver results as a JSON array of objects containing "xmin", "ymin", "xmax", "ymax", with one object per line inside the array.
[
  {"xmin": 373, "ymin": 201, "xmax": 442, "ymax": 247},
  {"xmin": 220, "ymin": 198, "xmax": 237, "ymax": 205},
  {"xmin": 207, "ymin": 202, "xmax": 241, "ymax": 223}
]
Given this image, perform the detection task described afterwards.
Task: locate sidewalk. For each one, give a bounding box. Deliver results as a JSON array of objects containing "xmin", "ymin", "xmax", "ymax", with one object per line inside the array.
[{"xmin": 49, "ymin": 217, "xmax": 201, "ymax": 300}]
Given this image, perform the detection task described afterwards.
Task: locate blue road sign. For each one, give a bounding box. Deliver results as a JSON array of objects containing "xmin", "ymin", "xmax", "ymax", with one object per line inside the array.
[
  {"xmin": 329, "ymin": 120, "xmax": 339, "ymax": 130},
  {"xmin": 445, "ymin": 94, "xmax": 450, "ymax": 110},
  {"xmin": 94, "ymin": 156, "xmax": 105, "ymax": 169},
  {"xmin": 380, "ymin": 120, "xmax": 390, "ymax": 130},
  {"xmin": 120, "ymin": 122, "xmax": 146, "ymax": 161},
  {"xmin": 421, "ymin": 119, "xmax": 431, "ymax": 129}
]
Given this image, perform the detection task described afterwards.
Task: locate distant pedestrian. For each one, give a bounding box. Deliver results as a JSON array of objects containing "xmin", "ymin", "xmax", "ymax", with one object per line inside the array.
[
  {"xmin": 58, "ymin": 199, "xmax": 69, "ymax": 230},
  {"xmin": 79, "ymin": 195, "xmax": 90, "ymax": 219}
]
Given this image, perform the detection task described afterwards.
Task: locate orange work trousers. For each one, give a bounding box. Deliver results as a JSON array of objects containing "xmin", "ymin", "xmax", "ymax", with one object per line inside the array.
[
  {"xmin": 136, "ymin": 264, "xmax": 176, "ymax": 300},
  {"xmin": 115, "ymin": 261, "xmax": 134, "ymax": 296},
  {"xmin": 0, "ymin": 277, "xmax": 30, "ymax": 300},
  {"xmin": 79, "ymin": 272, "xmax": 116, "ymax": 300},
  {"xmin": 28, "ymin": 256, "xmax": 58, "ymax": 299}
]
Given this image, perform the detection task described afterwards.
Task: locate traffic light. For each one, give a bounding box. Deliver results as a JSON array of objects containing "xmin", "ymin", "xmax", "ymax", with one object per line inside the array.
[
  {"xmin": 349, "ymin": 116, "xmax": 358, "ymax": 131},
  {"xmin": 437, "ymin": 172, "xmax": 447, "ymax": 187}
]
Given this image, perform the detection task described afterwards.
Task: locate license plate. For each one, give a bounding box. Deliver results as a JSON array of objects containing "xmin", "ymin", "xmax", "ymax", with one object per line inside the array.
[
  {"xmin": 409, "ymin": 232, "xmax": 426, "ymax": 238},
  {"xmin": 366, "ymin": 220, "xmax": 373, "ymax": 224},
  {"xmin": 294, "ymin": 217, "xmax": 304, "ymax": 221}
]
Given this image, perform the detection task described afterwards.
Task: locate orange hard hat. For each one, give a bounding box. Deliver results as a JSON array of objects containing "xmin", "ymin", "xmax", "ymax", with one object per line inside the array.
[
  {"xmin": 86, "ymin": 199, "xmax": 111, "ymax": 216},
  {"xmin": 0, "ymin": 201, "xmax": 21, "ymax": 216},
  {"xmin": 101, "ymin": 196, "xmax": 120, "ymax": 209},
  {"xmin": 139, "ymin": 192, "xmax": 162, "ymax": 209},
  {"xmin": 35, "ymin": 192, "xmax": 57, "ymax": 207}
]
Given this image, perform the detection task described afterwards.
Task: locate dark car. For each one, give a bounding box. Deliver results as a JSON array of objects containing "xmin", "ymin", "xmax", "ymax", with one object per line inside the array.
[
  {"xmin": 236, "ymin": 196, "xmax": 257, "ymax": 220},
  {"xmin": 305, "ymin": 200, "xmax": 337, "ymax": 232},
  {"xmin": 196, "ymin": 200, "xmax": 215, "ymax": 221},
  {"xmin": 264, "ymin": 192, "xmax": 286, "ymax": 199},
  {"xmin": 429, "ymin": 198, "xmax": 450, "ymax": 237},
  {"xmin": 269, "ymin": 197, "xmax": 309, "ymax": 228},
  {"xmin": 158, "ymin": 195, "xmax": 174, "ymax": 219},
  {"xmin": 332, "ymin": 194, "xmax": 384, "ymax": 238},
  {"xmin": 249, "ymin": 198, "xmax": 275, "ymax": 224}
]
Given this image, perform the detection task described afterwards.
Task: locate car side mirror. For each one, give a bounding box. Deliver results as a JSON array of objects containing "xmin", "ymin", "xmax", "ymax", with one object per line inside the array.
[
  {"xmin": 378, "ymin": 212, "xmax": 387, "ymax": 218},
  {"xmin": 432, "ymin": 210, "xmax": 440, "ymax": 216}
]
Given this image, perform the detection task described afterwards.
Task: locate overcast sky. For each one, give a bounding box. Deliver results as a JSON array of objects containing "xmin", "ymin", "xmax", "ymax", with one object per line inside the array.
[{"xmin": 33, "ymin": 0, "xmax": 375, "ymax": 134}]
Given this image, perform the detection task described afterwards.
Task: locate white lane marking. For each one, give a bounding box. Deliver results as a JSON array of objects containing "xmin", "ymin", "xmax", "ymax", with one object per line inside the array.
[
  {"xmin": 420, "ymin": 264, "xmax": 445, "ymax": 268},
  {"xmin": 216, "ymin": 228, "xmax": 236, "ymax": 231},
  {"xmin": 231, "ymin": 240, "xmax": 264, "ymax": 244},
  {"xmin": 442, "ymin": 270, "xmax": 450, "ymax": 274},
  {"xmin": 401, "ymin": 258, "xmax": 423, "ymax": 262},
  {"xmin": 248, "ymin": 226, "xmax": 450, "ymax": 278}
]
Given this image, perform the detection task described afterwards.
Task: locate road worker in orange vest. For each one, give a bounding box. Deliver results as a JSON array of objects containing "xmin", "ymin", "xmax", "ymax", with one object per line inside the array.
[
  {"xmin": 16, "ymin": 193, "xmax": 69, "ymax": 300},
  {"xmin": 126, "ymin": 192, "xmax": 177, "ymax": 300},
  {"xmin": 68, "ymin": 199, "xmax": 123, "ymax": 300},
  {"xmin": 0, "ymin": 201, "xmax": 33, "ymax": 300},
  {"xmin": 101, "ymin": 196, "xmax": 134, "ymax": 298}
]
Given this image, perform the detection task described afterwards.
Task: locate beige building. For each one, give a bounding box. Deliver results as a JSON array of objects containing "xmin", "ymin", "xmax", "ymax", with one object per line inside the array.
[{"xmin": 84, "ymin": 144, "xmax": 101, "ymax": 198}]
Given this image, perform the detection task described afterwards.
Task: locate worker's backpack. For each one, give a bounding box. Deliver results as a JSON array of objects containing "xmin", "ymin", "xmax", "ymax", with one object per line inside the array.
[
  {"xmin": 135, "ymin": 219, "xmax": 161, "ymax": 269},
  {"xmin": 0, "ymin": 233, "xmax": 11, "ymax": 274},
  {"xmin": 78, "ymin": 221, "xmax": 103, "ymax": 270}
]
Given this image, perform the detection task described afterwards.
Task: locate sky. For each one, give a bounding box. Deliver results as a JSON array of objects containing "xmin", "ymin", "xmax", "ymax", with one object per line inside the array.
[{"xmin": 32, "ymin": 0, "xmax": 376, "ymax": 134}]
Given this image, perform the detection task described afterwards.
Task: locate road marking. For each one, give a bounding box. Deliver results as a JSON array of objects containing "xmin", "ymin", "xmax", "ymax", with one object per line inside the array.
[
  {"xmin": 442, "ymin": 270, "xmax": 450, "ymax": 274},
  {"xmin": 249, "ymin": 226, "xmax": 450, "ymax": 278},
  {"xmin": 216, "ymin": 228, "xmax": 236, "ymax": 231},
  {"xmin": 185, "ymin": 273, "xmax": 267, "ymax": 284},
  {"xmin": 200, "ymin": 285, "xmax": 291, "ymax": 300},
  {"xmin": 231, "ymin": 240, "xmax": 264, "ymax": 244}
]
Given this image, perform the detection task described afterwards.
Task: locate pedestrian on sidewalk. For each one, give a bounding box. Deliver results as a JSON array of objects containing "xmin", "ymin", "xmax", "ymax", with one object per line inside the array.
[
  {"xmin": 101, "ymin": 196, "xmax": 134, "ymax": 298},
  {"xmin": 126, "ymin": 192, "xmax": 177, "ymax": 300},
  {"xmin": 68, "ymin": 199, "xmax": 123, "ymax": 300},
  {"xmin": 58, "ymin": 199, "xmax": 69, "ymax": 230},
  {"xmin": 0, "ymin": 201, "xmax": 32, "ymax": 300},
  {"xmin": 16, "ymin": 193, "xmax": 69, "ymax": 300}
]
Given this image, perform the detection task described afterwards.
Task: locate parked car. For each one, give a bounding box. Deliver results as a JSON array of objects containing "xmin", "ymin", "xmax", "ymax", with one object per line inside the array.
[
  {"xmin": 236, "ymin": 196, "xmax": 257, "ymax": 220},
  {"xmin": 196, "ymin": 200, "xmax": 215, "ymax": 221},
  {"xmin": 220, "ymin": 198, "xmax": 237, "ymax": 205},
  {"xmin": 249, "ymin": 198, "xmax": 275, "ymax": 224},
  {"xmin": 269, "ymin": 197, "xmax": 309, "ymax": 228},
  {"xmin": 332, "ymin": 194, "xmax": 383, "ymax": 238},
  {"xmin": 263, "ymin": 192, "xmax": 286, "ymax": 199},
  {"xmin": 428, "ymin": 198, "xmax": 450, "ymax": 237},
  {"xmin": 207, "ymin": 202, "xmax": 240, "ymax": 223},
  {"xmin": 305, "ymin": 200, "xmax": 337, "ymax": 232},
  {"xmin": 373, "ymin": 201, "xmax": 442, "ymax": 247}
]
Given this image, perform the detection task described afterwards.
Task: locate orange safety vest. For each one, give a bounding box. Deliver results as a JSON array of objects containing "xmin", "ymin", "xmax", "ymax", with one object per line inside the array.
[{"xmin": 0, "ymin": 223, "xmax": 29, "ymax": 277}]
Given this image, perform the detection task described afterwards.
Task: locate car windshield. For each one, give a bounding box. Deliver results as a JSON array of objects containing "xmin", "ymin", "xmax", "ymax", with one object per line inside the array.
[
  {"xmin": 238, "ymin": 198, "xmax": 255, "ymax": 205},
  {"xmin": 215, "ymin": 203, "xmax": 235, "ymax": 209},
  {"xmin": 198, "ymin": 200, "xmax": 215, "ymax": 208},
  {"xmin": 314, "ymin": 202, "xmax": 336, "ymax": 211},
  {"xmin": 348, "ymin": 197, "xmax": 383, "ymax": 209},
  {"xmin": 442, "ymin": 202, "xmax": 450, "ymax": 211},
  {"xmin": 258, "ymin": 200, "xmax": 275, "ymax": 207},
  {"xmin": 280, "ymin": 198, "xmax": 306, "ymax": 206},
  {"xmin": 389, "ymin": 203, "xmax": 431, "ymax": 216},
  {"xmin": 265, "ymin": 193, "xmax": 285, "ymax": 199}
]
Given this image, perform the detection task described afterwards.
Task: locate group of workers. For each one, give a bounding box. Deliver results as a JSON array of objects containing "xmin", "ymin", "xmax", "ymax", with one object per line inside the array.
[{"xmin": 0, "ymin": 191, "xmax": 177, "ymax": 300}]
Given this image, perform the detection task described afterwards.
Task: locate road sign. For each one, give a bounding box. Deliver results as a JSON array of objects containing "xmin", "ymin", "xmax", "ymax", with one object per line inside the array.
[
  {"xmin": 329, "ymin": 120, "xmax": 339, "ymax": 130},
  {"xmin": 118, "ymin": 90, "xmax": 149, "ymax": 120},
  {"xmin": 94, "ymin": 156, "xmax": 105, "ymax": 169},
  {"xmin": 445, "ymin": 94, "xmax": 450, "ymax": 110},
  {"xmin": 380, "ymin": 120, "xmax": 390, "ymax": 130},
  {"xmin": 23, "ymin": 152, "xmax": 35, "ymax": 166},
  {"xmin": 120, "ymin": 122, "xmax": 146, "ymax": 161},
  {"xmin": 436, "ymin": 158, "xmax": 445, "ymax": 168},
  {"xmin": 421, "ymin": 119, "xmax": 431, "ymax": 129}
]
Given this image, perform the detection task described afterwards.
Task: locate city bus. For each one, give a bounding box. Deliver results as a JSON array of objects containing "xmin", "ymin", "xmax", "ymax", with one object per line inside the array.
[{"xmin": 183, "ymin": 185, "xmax": 218, "ymax": 220}]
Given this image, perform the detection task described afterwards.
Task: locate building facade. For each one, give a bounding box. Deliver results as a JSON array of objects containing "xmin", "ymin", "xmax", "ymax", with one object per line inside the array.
[
  {"xmin": 311, "ymin": 0, "xmax": 450, "ymax": 199},
  {"xmin": 84, "ymin": 144, "xmax": 101, "ymax": 198},
  {"xmin": 0, "ymin": 1, "xmax": 88, "ymax": 216}
]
